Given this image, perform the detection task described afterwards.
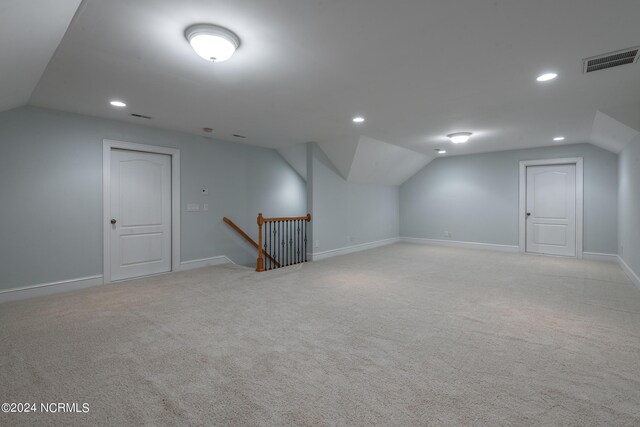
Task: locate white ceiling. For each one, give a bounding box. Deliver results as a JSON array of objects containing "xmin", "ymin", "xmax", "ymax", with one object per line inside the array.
[
  {"xmin": 348, "ymin": 137, "xmax": 433, "ymax": 186},
  {"xmin": 315, "ymin": 136, "xmax": 433, "ymax": 185},
  {"xmin": 6, "ymin": 0, "xmax": 640, "ymax": 166},
  {"xmin": 277, "ymin": 144, "xmax": 307, "ymax": 181},
  {"xmin": 0, "ymin": 0, "xmax": 82, "ymax": 112},
  {"xmin": 591, "ymin": 111, "xmax": 639, "ymax": 154}
]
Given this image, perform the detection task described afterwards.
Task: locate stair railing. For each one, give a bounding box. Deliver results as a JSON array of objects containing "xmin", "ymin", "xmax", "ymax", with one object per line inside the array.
[
  {"xmin": 257, "ymin": 213, "xmax": 311, "ymax": 272},
  {"xmin": 223, "ymin": 217, "xmax": 280, "ymax": 268}
]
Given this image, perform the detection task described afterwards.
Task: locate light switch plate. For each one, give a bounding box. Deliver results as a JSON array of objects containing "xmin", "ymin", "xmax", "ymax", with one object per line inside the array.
[
  {"xmin": 203, "ymin": 204, "xmax": 209, "ymax": 211},
  {"xmin": 186, "ymin": 203, "xmax": 200, "ymax": 212}
]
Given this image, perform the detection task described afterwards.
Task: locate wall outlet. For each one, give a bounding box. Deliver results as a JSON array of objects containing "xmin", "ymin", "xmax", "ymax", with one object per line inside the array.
[
  {"xmin": 347, "ymin": 235, "xmax": 353, "ymax": 243},
  {"xmin": 315, "ymin": 241, "xmax": 319, "ymax": 248},
  {"xmin": 201, "ymin": 188, "xmax": 209, "ymax": 195},
  {"xmin": 444, "ymin": 231, "xmax": 452, "ymax": 238}
]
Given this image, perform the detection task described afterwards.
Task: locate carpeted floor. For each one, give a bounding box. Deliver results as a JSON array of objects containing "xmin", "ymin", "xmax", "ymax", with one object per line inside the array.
[{"xmin": 1, "ymin": 243, "xmax": 639, "ymax": 426}]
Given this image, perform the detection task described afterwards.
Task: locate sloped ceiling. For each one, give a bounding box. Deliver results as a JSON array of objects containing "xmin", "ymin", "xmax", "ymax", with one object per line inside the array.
[
  {"xmin": 0, "ymin": 0, "xmax": 82, "ymax": 112},
  {"xmin": 26, "ymin": 0, "xmax": 640, "ymax": 157},
  {"xmin": 315, "ymin": 136, "xmax": 432, "ymax": 186},
  {"xmin": 590, "ymin": 110, "xmax": 639, "ymax": 153},
  {"xmin": 348, "ymin": 137, "xmax": 433, "ymax": 185},
  {"xmin": 316, "ymin": 136, "xmax": 360, "ymax": 180},
  {"xmin": 276, "ymin": 144, "xmax": 307, "ymax": 180}
]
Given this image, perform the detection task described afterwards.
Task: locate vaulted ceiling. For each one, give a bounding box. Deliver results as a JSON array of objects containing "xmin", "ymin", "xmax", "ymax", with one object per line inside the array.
[
  {"xmin": 0, "ymin": 0, "xmax": 82, "ymax": 112},
  {"xmin": 2, "ymin": 0, "xmax": 640, "ymax": 184}
]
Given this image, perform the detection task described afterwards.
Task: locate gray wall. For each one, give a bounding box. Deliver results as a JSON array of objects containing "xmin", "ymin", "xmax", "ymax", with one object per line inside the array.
[
  {"xmin": 308, "ymin": 143, "xmax": 399, "ymax": 253},
  {"xmin": 0, "ymin": 106, "xmax": 306, "ymax": 291},
  {"xmin": 618, "ymin": 135, "xmax": 640, "ymax": 276},
  {"xmin": 400, "ymin": 143, "xmax": 618, "ymax": 254}
]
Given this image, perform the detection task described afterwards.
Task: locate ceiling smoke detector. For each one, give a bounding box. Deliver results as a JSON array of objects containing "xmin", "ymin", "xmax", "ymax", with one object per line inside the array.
[{"xmin": 583, "ymin": 47, "xmax": 640, "ymax": 73}]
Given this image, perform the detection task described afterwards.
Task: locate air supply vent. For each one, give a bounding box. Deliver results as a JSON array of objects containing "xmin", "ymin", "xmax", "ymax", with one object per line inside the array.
[
  {"xmin": 131, "ymin": 113, "xmax": 152, "ymax": 119},
  {"xmin": 583, "ymin": 47, "xmax": 639, "ymax": 73}
]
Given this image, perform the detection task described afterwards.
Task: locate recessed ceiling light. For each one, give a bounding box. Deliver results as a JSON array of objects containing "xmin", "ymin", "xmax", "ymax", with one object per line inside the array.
[
  {"xmin": 435, "ymin": 149, "xmax": 447, "ymax": 154},
  {"xmin": 110, "ymin": 100, "xmax": 126, "ymax": 107},
  {"xmin": 447, "ymin": 132, "xmax": 472, "ymax": 144},
  {"xmin": 185, "ymin": 24, "xmax": 240, "ymax": 62},
  {"xmin": 536, "ymin": 73, "xmax": 558, "ymax": 82},
  {"xmin": 352, "ymin": 116, "xmax": 365, "ymax": 123},
  {"xmin": 553, "ymin": 136, "xmax": 565, "ymax": 141}
]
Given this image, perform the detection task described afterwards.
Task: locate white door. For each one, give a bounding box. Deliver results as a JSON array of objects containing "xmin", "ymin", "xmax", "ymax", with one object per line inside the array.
[
  {"xmin": 109, "ymin": 149, "xmax": 172, "ymax": 281},
  {"xmin": 526, "ymin": 164, "xmax": 576, "ymax": 256}
]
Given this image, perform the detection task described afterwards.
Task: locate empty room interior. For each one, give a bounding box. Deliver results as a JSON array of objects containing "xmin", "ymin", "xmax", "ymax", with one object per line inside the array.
[{"xmin": 1, "ymin": 0, "xmax": 640, "ymax": 425}]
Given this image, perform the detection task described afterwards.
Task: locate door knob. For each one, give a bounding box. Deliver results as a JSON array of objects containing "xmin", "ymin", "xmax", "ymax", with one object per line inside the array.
[
  {"xmin": 111, "ymin": 219, "xmax": 117, "ymax": 225},
  {"xmin": 526, "ymin": 212, "xmax": 531, "ymax": 217}
]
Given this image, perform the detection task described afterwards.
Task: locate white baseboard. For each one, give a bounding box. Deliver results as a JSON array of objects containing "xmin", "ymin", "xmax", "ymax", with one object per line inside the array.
[
  {"xmin": 583, "ymin": 252, "xmax": 619, "ymax": 263},
  {"xmin": 400, "ymin": 237, "xmax": 519, "ymax": 253},
  {"xmin": 310, "ymin": 237, "xmax": 400, "ymax": 261},
  {"xmin": 1, "ymin": 255, "xmax": 235, "ymax": 304},
  {"xmin": 0, "ymin": 275, "xmax": 104, "ymax": 304},
  {"xmin": 618, "ymin": 256, "xmax": 640, "ymax": 291},
  {"xmin": 179, "ymin": 255, "xmax": 234, "ymax": 271}
]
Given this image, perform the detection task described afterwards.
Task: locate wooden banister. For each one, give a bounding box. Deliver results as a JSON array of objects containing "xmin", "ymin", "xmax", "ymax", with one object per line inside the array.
[
  {"xmin": 258, "ymin": 213, "xmax": 311, "ymax": 271},
  {"xmin": 257, "ymin": 213, "xmax": 265, "ymax": 272},
  {"xmin": 223, "ymin": 217, "xmax": 280, "ymax": 268},
  {"xmin": 262, "ymin": 214, "xmax": 311, "ymax": 223}
]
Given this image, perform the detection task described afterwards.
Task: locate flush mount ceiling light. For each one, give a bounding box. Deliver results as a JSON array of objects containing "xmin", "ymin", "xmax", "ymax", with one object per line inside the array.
[
  {"xmin": 185, "ymin": 24, "xmax": 240, "ymax": 62},
  {"xmin": 553, "ymin": 136, "xmax": 565, "ymax": 141},
  {"xmin": 447, "ymin": 132, "xmax": 472, "ymax": 144},
  {"xmin": 110, "ymin": 100, "xmax": 126, "ymax": 107},
  {"xmin": 352, "ymin": 116, "xmax": 365, "ymax": 123},
  {"xmin": 536, "ymin": 72, "xmax": 558, "ymax": 82}
]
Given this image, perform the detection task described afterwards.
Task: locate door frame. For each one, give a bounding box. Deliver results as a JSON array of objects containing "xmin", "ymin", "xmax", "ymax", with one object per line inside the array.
[
  {"xmin": 103, "ymin": 140, "xmax": 181, "ymax": 284},
  {"xmin": 518, "ymin": 157, "xmax": 584, "ymax": 259}
]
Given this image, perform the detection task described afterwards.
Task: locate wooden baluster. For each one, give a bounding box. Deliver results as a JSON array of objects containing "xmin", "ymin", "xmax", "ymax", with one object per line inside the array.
[{"xmin": 256, "ymin": 213, "xmax": 265, "ymax": 272}]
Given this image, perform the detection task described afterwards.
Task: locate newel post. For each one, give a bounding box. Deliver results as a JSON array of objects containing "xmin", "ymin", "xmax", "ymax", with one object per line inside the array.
[{"xmin": 256, "ymin": 213, "xmax": 265, "ymax": 272}]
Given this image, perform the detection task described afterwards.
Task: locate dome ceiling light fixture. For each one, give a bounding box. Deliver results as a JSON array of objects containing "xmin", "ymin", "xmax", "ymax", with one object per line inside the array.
[
  {"xmin": 447, "ymin": 132, "xmax": 472, "ymax": 144},
  {"xmin": 185, "ymin": 24, "xmax": 240, "ymax": 62}
]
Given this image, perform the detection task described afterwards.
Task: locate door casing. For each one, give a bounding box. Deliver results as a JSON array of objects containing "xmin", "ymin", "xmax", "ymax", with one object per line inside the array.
[
  {"xmin": 518, "ymin": 157, "xmax": 583, "ymax": 259},
  {"xmin": 103, "ymin": 140, "xmax": 181, "ymax": 283}
]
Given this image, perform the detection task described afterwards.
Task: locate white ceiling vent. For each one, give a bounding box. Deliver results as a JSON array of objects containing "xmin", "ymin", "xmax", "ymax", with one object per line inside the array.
[{"xmin": 583, "ymin": 47, "xmax": 639, "ymax": 73}]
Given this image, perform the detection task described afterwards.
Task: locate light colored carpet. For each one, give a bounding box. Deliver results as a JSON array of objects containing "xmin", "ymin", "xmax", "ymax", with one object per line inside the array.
[{"xmin": 1, "ymin": 243, "xmax": 639, "ymax": 426}]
